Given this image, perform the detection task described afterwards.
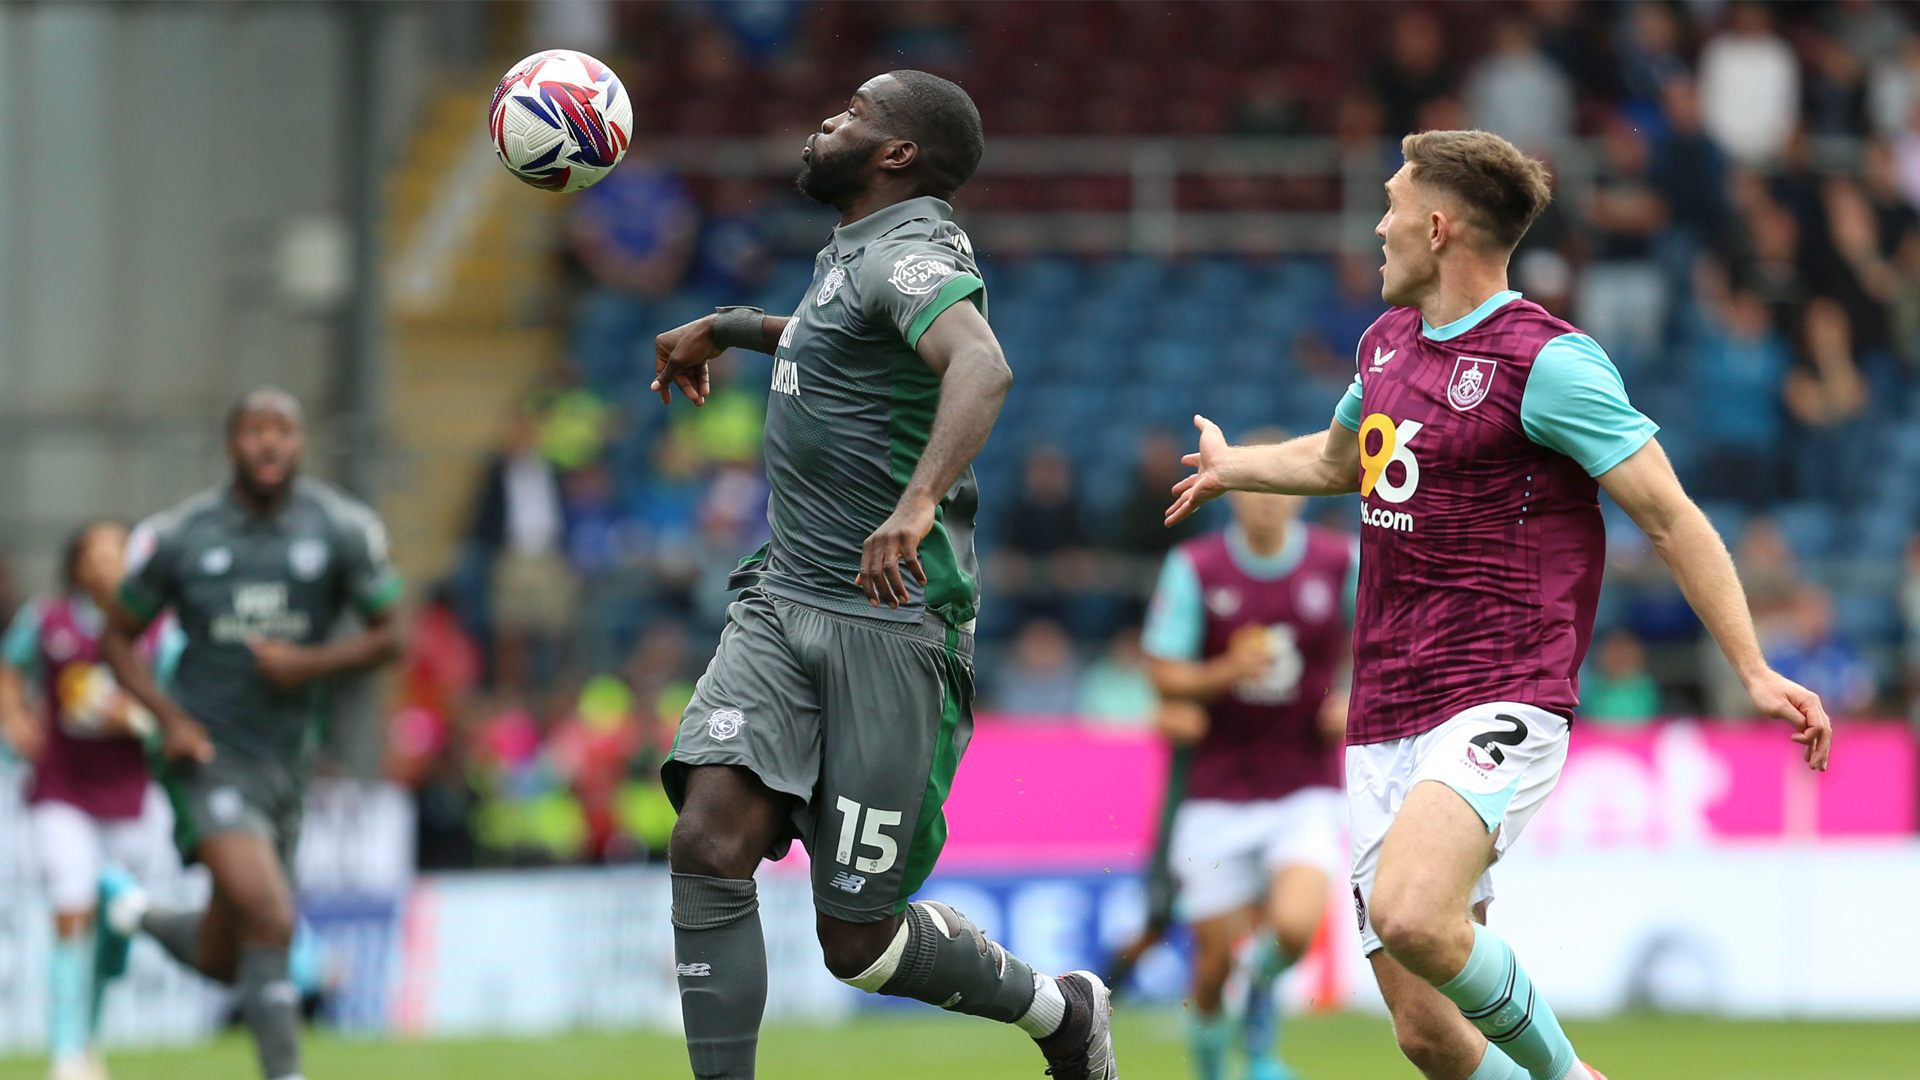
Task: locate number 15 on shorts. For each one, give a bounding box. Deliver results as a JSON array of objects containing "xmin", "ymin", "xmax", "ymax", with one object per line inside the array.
[{"xmin": 834, "ymin": 797, "xmax": 902, "ymax": 873}]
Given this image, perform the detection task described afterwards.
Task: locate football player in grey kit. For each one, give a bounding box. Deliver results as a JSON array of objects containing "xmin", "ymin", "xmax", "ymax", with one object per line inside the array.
[
  {"xmin": 93, "ymin": 388, "xmax": 403, "ymax": 1080},
  {"xmin": 651, "ymin": 71, "xmax": 1116, "ymax": 1079}
]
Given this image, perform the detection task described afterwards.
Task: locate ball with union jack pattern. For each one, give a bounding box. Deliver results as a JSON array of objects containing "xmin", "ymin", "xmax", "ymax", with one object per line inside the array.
[{"xmin": 488, "ymin": 49, "xmax": 633, "ymax": 194}]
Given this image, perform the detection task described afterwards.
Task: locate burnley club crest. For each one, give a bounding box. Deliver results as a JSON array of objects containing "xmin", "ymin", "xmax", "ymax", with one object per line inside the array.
[{"xmin": 1447, "ymin": 356, "xmax": 1499, "ymax": 412}]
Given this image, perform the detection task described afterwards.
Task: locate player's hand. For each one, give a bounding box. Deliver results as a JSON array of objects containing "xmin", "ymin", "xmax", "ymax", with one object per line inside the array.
[
  {"xmin": 1166, "ymin": 415, "xmax": 1233, "ymax": 527},
  {"xmin": 1217, "ymin": 626, "xmax": 1275, "ymax": 682},
  {"xmin": 857, "ymin": 498, "xmax": 937, "ymax": 609},
  {"xmin": 249, "ymin": 638, "xmax": 319, "ymax": 691},
  {"xmin": 1, "ymin": 711, "xmax": 45, "ymax": 764},
  {"xmin": 652, "ymin": 316, "xmax": 721, "ymax": 407},
  {"xmin": 159, "ymin": 713, "xmax": 215, "ymax": 765},
  {"xmin": 1746, "ymin": 668, "xmax": 1832, "ymax": 771}
]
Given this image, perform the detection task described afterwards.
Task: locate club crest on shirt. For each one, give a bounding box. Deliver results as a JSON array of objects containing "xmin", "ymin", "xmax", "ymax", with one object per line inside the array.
[
  {"xmin": 289, "ymin": 538, "xmax": 329, "ymax": 581},
  {"xmin": 815, "ymin": 265, "xmax": 846, "ymax": 306},
  {"xmin": 889, "ymin": 254, "xmax": 954, "ymax": 296},
  {"xmin": 1447, "ymin": 356, "xmax": 1499, "ymax": 412},
  {"xmin": 1205, "ymin": 586, "xmax": 1241, "ymax": 617},
  {"xmin": 707, "ymin": 708, "xmax": 745, "ymax": 741},
  {"xmin": 1296, "ymin": 576, "xmax": 1336, "ymax": 623}
]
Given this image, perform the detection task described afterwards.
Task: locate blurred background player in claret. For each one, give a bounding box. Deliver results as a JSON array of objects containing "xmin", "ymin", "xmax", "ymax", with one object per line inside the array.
[{"xmin": 0, "ymin": 3, "xmax": 1915, "ymax": 1079}]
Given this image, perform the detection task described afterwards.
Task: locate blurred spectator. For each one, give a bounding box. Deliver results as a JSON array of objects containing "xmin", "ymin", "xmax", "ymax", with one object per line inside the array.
[
  {"xmin": 992, "ymin": 619, "xmax": 1084, "ymax": 717},
  {"xmin": 1581, "ymin": 629, "xmax": 1662, "ymax": 725},
  {"xmin": 1861, "ymin": 140, "xmax": 1920, "ymax": 364},
  {"xmin": 1111, "ymin": 429, "xmax": 1201, "ymax": 560},
  {"xmin": 1805, "ymin": 30, "xmax": 1872, "ymax": 138},
  {"xmin": 1374, "ymin": 8, "xmax": 1453, "ymax": 136},
  {"xmin": 1578, "ymin": 118, "xmax": 1670, "ymax": 357},
  {"xmin": 690, "ymin": 177, "xmax": 777, "ymax": 298},
  {"xmin": 1869, "ymin": 36, "xmax": 1920, "ymax": 138},
  {"xmin": 1615, "ymin": 2, "xmax": 1690, "ymax": 110},
  {"xmin": 1465, "ymin": 18, "xmax": 1574, "ymax": 153},
  {"xmin": 1231, "ymin": 66, "xmax": 1306, "ymax": 137},
  {"xmin": 1765, "ymin": 585, "xmax": 1877, "ymax": 716},
  {"xmin": 1903, "ymin": 535, "xmax": 1920, "ymax": 719},
  {"xmin": 1652, "ymin": 76, "xmax": 1731, "ymax": 248},
  {"xmin": 1077, "ymin": 627, "xmax": 1158, "ymax": 729},
  {"xmin": 569, "ymin": 159, "xmax": 700, "ymax": 390},
  {"xmin": 1831, "ymin": 0, "xmax": 1913, "ymax": 69},
  {"xmin": 1698, "ymin": 2, "xmax": 1800, "ymax": 166},
  {"xmin": 1736, "ymin": 517, "xmax": 1805, "ymax": 627},
  {"xmin": 998, "ymin": 446, "xmax": 1091, "ymax": 623},
  {"xmin": 469, "ymin": 411, "xmax": 577, "ymax": 692},
  {"xmin": 1785, "ymin": 297, "xmax": 1867, "ymax": 430},
  {"xmin": 1688, "ymin": 285, "xmax": 1790, "ymax": 507}
]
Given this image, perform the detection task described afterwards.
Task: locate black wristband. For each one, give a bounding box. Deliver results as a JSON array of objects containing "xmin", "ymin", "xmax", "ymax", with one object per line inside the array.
[{"xmin": 711, "ymin": 306, "xmax": 766, "ymax": 352}]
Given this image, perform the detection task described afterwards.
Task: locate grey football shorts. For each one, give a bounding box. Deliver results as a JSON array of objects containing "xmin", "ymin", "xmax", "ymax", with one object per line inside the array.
[
  {"xmin": 162, "ymin": 752, "xmax": 305, "ymax": 877},
  {"xmin": 663, "ymin": 590, "xmax": 974, "ymax": 923}
]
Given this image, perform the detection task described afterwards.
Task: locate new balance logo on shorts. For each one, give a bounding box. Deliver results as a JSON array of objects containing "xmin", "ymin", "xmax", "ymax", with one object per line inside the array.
[
  {"xmin": 829, "ymin": 871, "xmax": 867, "ymax": 894},
  {"xmin": 676, "ymin": 963, "xmax": 712, "ymax": 978}
]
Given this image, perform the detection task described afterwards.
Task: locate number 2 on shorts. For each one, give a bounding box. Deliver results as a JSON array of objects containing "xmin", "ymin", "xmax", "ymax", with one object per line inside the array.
[{"xmin": 833, "ymin": 796, "xmax": 903, "ymax": 873}]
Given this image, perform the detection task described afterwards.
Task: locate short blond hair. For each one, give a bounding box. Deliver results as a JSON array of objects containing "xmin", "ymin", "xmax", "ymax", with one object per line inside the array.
[{"xmin": 1401, "ymin": 130, "xmax": 1553, "ymax": 252}]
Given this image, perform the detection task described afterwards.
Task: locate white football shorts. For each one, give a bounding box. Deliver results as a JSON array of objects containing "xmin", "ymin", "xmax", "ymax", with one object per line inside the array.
[
  {"xmin": 1346, "ymin": 701, "xmax": 1568, "ymax": 956},
  {"xmin": 1169, "ymin": 785, "xmax": 1346, "ymax": 923},
  {"xmin": 30, "ymin": 785, "xmax": 175, "ymax": 912}
]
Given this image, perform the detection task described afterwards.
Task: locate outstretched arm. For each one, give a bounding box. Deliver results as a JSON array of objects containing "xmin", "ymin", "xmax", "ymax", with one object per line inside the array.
[
  {"xmin": 1166, "ymin": 416, "xmax": 1359, "ymax": 526},
  {"xmin": 857, "ymin": 300, "xmax": 1012, "ymax": 608},
  {"xmin": 1599, "ymin": 438, "xmax": 1831, "ymax": 769}
]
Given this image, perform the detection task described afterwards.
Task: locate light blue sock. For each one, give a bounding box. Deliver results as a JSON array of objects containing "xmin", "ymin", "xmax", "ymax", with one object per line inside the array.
[
  {"xmin": 1187, "ymin": 1012, "xmax": 1230, "ymax": 1080},
  {"xmin": 1467, "ymin": 1041, "xmax": 1532, "ymax": 1080},
  {"xmin": 1240, "ymin": 941, "xmax": 1295, "ymax": 1062},
  {"xmin": 48, "ymin": 936, "xmax": 92, "ymax": 1064},
  {"xmin": 1437, "ymin": 925, "xmax": 1578, "ymax": 1080}
]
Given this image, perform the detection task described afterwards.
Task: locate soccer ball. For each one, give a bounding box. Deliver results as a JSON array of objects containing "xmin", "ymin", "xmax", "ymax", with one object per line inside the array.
[{"xmin": 488, "ymin": 49, "xmax": 632, "ymax": 193}]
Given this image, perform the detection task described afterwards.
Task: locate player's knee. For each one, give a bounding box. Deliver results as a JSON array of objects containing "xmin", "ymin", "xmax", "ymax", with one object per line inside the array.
[
  {"xmin": 1275, "ymin": 919, "xmax": 1317, "ymax": 961},
  {"xmin": 816, "ymin": 916, "xmax": 902, "ymax": 983},
  {"xmin": 236, "ymin": 895, "xmax": 296, "ymax": 947},
  {"xmin": 1390, "ymin": 1015, "xmax": 1455, "ymax": 1073},
  {"xmin": 667, "ymin": 812, "xmax": 761, "ymax": 880},
  {"xmin": 1368, "ymin": 895, "xmax": 1444, "ymax": 963}
]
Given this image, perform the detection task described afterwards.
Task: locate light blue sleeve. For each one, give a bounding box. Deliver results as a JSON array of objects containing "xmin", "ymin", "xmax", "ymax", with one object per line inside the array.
[
  {"xmin": 1141, "ymin": 548, "xmax": 1205, "ymax": 662},
  {"xmin": 1, "ymin": 600, "xmax": 43, "ymax": 679},
  {"xmin": 152, "ymin": 620, "xmax": 187, "ymax": 689},
  {"xmin": 1342, "ymin": 537, "xmax": 1361, "ymax": 622},
  {"xmin": 1333, "ymin": 374, "xmax": 1363, "ymax": 432},
  {"xmin": 1521, "ymin": 333, "xmax": 1660, "ymax": 477}
]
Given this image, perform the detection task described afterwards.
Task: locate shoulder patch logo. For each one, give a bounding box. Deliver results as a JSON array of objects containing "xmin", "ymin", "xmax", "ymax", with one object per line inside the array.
[
  {"xmin": 289, "ymin": 538, "xmax": 329, "ymax": 581},
  {"xmin": 200, "ymin": 547, "xmax": 232, "ymax": 576},
  {"xmin": 815, "ymin": 265, "xmax": 846, "ymax": 306},
  {"xmin": 889, "ymin": 254, "xmax": 954, "ymax": 296},
  {"xmin": 706, "ymin": 708, "xmax": 745, "ymax": 741},
  {"xmin": 1447, "ymin": 357, "xmax": 1499, "ymax": 412}
]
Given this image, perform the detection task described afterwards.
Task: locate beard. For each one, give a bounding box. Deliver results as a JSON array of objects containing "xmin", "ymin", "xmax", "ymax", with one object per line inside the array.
[{"xmin": 796, "ymin": 135, "xmax": 883, "ymax": 207}]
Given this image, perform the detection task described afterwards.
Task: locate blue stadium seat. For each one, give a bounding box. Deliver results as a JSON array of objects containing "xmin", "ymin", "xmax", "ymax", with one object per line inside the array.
[{"xmin": 1770, "ymin": 501, "xmax": 1837, "ymax": 561}]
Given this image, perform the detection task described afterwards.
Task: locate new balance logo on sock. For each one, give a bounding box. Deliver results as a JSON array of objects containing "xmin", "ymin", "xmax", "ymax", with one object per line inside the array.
[
  {"xmin": 830, "ymin": 871, "xmax": 867, "ymax": 894},
  {"xmin": 676, "ymin": 963, "xmax": 712, "ymax": 977}
]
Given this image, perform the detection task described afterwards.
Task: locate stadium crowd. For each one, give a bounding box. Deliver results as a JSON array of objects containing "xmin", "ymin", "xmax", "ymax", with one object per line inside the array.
[{"xmin": 25, "ymin": 1, "xmax": 1917, "ymax": 871}]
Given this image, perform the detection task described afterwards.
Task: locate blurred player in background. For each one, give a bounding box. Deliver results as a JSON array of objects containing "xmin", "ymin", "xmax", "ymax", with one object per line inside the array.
[
  {"xmin": 92, "ymin": 388, "xmax": 404, "ymax": 1080},
  {"xmin": 1100, "ymin": 699, "xmax": 1197, "ymax": 997},
  {"xmin": 1168, "ymin": 131, "xmax": 1832, "ymax": 1080},
  {"xmin": 0, "ymin": 521, "xmax": 183, "ymax": 1080},
  {"xmin": 1144, "ymin": 470, "xmax": 1356, "ymax": 1080},
  {"xmin": 650, "ymin": 71, "xmax": 1114, "ymax": 1080}
]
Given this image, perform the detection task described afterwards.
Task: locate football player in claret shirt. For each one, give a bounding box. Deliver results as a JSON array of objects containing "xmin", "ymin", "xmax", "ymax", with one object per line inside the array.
[
  {"xmin": 649, "ymin": 71, "xmax": 1115, "ymax": 1080},
  {"xmin": 1169, "ymin": 130, "xmax": 1831, "ymax": 1080},
  {"xmin": 1143, "ymin": 475, "xmax": 1356, "ymax": 1080}
]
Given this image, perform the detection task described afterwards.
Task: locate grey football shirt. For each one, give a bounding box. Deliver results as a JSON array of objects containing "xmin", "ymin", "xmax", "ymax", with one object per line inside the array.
[
  {"xmin": 119, "ymin": 478, "xmax": 402, "ymax": 766},
  {"xmin": 738, "ymin": 196, "xmax": 989, "ymax": 627}
]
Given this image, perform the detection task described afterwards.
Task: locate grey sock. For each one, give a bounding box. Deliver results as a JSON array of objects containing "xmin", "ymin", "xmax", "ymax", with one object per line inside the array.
[
  {"xmin": 139, "ymin": 909, "xmax": 211, "ymax": 978},
  {"xmin": 878, "ymin": 901, "xmax": 1040, "ymax": 1024},
  {"xmin": 672, "ymin": 874, "xmax": 766, "ymax": 1080},
  {"xmin": 236, "ymin": 943, "xmax": 301, "ymax": 1080}
]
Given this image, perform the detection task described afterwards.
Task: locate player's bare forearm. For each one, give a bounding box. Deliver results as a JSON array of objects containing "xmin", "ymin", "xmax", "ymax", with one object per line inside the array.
[
  {"xmin": 1147, "ymin": 657, "xmax": 1241, "ymax": 704},
  {"xmin": 1602, "ymin": 439, "xmax": 1832, "ymax": 767},
  {"xmin": 0, "ymin": 665, "xmax": 41, "ymax": 759},
  {"xmin": 252, "ymin": 611, "xmax": 403, "ymax": 689},
  {"xmin": 653, "ymin": 314, "xmax": 792, "ymax": 406},
  {"xmin": 1168, "ymin": 418, "xmax": 1357, "ymax": 526},
  {"xmin": 99, "ymin": 606, "xmax": 206, "ymax": 761}
]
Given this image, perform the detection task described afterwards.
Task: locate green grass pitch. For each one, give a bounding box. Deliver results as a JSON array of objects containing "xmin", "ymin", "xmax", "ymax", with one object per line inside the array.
[{"xmin": 2, "ymin": 1011, "xmax": 1913, "ymax": 1078}]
